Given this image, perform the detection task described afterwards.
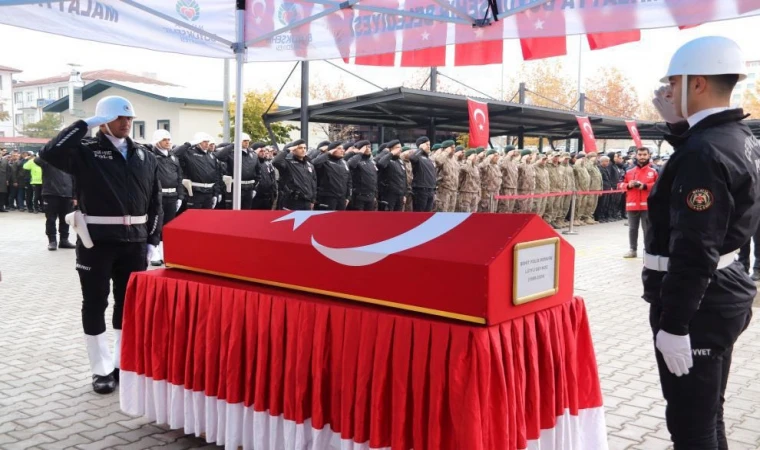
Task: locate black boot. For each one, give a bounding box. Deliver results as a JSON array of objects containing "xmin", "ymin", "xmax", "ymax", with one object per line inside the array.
[
  {"xmin": 92, "ymin": 373, "xmax": 116, "ymax": 394},
  {"xmin": 48, "ymin": 241, "xmax": 57, "ymax": 251},
  {"xmin": 752, "ymin": 269, "xmax": 760, "ymax": 282},
  {"xmin": 58, "ymin": 237, "xmax": 75, "ymax": 249},
  {"xmin": 111, "ymin": 368, "xmax": 120, "ymax": 383}
]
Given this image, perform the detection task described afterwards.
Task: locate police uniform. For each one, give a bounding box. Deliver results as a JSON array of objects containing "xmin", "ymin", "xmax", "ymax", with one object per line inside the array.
[
  {"xmin": 215, "ymin": 140, "xmax": 260, "ymax": 210},
  {"xmin": 312, "ymin": 142, "xmax": 351, "ymax": 210},
  {"xmin": 645, "ymin": 37, "xmax": 759, "ymax": 449},
  {"xmin": 409, "ymin": 136, "xmax": 436, "ymax": 212},
  {"xmin": 39, "ymin": 96, "xmax": 162, "ymax": 394},
  {"xmin": 272, "ymin": 139, "xmax": 317, "ymax": 210},
  {"xmin": 173, "ymin": 134, "xmax": 220, "ymax": 210},
  {"xmin": 252, "ymin": 143, "xmax": 277, "ymax": 210},
  {"xmin": 376, "ymin": 140, "xmax": 407, "ymax": 212},
  {"xmin": 347, "ymin": 140, "xmax": 378, "ymax": 211},
  {"xmin": 147, "ymin": 130, "xmax": 184, "ymax": 266}
]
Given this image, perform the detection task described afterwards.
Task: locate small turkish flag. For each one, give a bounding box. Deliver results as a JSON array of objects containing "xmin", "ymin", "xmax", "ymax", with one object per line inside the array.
[
  {"xmin": 625, "ymin": 120, "xmax": 643, "ymax": 149},
  {"xmin": 576, "ymin": 116, "xmax": 598, "ymax": 153},
  {"xmin": 468, "ymin": 99, "xmax": 490, "ymax": 148}
]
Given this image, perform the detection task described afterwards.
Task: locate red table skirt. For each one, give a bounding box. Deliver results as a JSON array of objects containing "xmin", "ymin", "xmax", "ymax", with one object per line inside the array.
[{"xmin": 120, "ymin": 270, "xmax": 607, "ymax": 450}]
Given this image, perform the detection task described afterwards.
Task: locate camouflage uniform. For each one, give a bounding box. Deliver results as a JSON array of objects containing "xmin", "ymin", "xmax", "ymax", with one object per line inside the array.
[
  {"xmin": 545, "ymin": 153, "xmax": 563, "ymax": 227},
  {"xmin": 516, "ymin": 153, "xmax": 536, "ymax": 213},
  {"xmin": 530, "ymin": 156, "xmax": 548, "ymax": 219},
  {"xmin": 573, "ymin": 156, "xmax": 591, "ymax": 225},
  {"xmin": 478, "ymin": 153, "xmax": 502, "ymax": 212},
  {"xmin": 560, "ymin": 154, "xmax": 576, "ymax": 225},
  {"xmin": 457, "ymin": 157, "xmax": 481, "ymax": 213},
  {"xmin": 433, "ymin": 149, "xmax": 460, "ymax": 212},
  {"xmin": 584, "ymin": 153, "xmax": 603, "ymax": 224},
  {"xmin": 402, "ymin": 155, "xmax": 414, "ymax": 212},
  {"xmin": 497, "ymin": 151, "xmax": 519, "ymax": 213}
]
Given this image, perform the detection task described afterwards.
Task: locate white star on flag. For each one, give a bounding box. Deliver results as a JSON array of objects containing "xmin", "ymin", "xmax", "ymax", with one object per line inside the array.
[
  {"xmin": 255, "ymin": 16, "xmax": 262, "ymax": 24},
  {"xmin": 479, "ymin": 124, "xmax": 484, "ymax": 130},
  {"xmin": 474, "ymin": 28, "xmax": 484, "ymax": 39},
  {"xmin": 534, "ymin": 19, "xmax": 544, "ymax": 30},
  {"xmin": 421, "ymin": 31, "xmax": 430, "ymax": 41}
]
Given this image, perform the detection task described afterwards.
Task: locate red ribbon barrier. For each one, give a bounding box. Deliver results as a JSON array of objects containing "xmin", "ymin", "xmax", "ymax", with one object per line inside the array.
[{"xmin": 493, "ymin": 190, "xmax": 625, "ymax": 200}]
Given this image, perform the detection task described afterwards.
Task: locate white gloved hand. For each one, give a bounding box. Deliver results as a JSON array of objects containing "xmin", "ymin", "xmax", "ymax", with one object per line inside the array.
[
  {"xmin": 655, "ymin": 330, "xmax": 693, "ymax": 377},
  {"xmin": 146, "ymin": 244, "xmax": 157, "ymax": 266},
  {"xmin": 176, "ymin": 199, "xmax": 182, "ymax": 211},
  {"xmin": 211, "ymin": 196, "xmax": 218, "ymax": 209},
  {"xmin": 84, "ymin": 115, "xmax": 117, "ymax": 128},
  {"xmin": 217, "ymin": 195, "xmax": 222, "ymax": 203},
  {"xmin": 652, "ymin": 86, "xmax": 684, "ymax": 124}
]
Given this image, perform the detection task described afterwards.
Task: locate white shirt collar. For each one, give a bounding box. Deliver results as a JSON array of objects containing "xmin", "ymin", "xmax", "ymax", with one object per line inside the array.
[{"xmin": 687, "ymin": 107, "xmax": 729, "ymax": 128}]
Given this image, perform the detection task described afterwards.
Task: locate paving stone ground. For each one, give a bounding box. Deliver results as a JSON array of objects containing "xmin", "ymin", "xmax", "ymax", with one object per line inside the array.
[{"xmin": 1, "ymin": 211, "xmax": 759, "ymax": 449}]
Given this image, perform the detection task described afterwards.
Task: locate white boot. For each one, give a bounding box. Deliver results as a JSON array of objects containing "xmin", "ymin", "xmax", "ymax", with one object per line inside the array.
[
  {"xmin": 113, "ymin": 329, "xmax": 122, "ymax": 370},
  {"xmin": 150, "ymin": 241, "xmax": 163, "ymax": 265},
  {"xmin": 85, "ymin": 332, "xmax": 114, "ymax": 376}
]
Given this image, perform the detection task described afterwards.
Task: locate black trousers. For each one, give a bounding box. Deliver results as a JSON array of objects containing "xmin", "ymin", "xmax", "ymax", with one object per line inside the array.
[
  {"xmin": 0, "ymin": 192, "xmax": 6, "ymax": 210},
  {"xmin": 158, "ymin": 196, "xmax": 178, "ymax": 243},
  {"xmin": 283, "ymin": 198, "xmax": 312, "ymax": 211},
  {"xmin": 594, "ymin": 192, "xmax": 608, "ymax": 221},
  {"xmin": 650, "ymin": 305, "xmax": 751, "ymax": 450},
  {"xmin": 628, "ymin": 211, "xmax": 649, "ymax": 251},
  {"xmin": 251, "ymin": 192, "xmax": 274, "ymax": 210},
  {"xmin": 380, "ymin": 193, "xmax": 404, "ymax": 211},
  {"xmin": 8, "ymin": 185, "xmax": 18, "ymax": 208},
  {"xmin": 76, "ymin": 241, "xmax": 147, "ymax": 335},
  {"xmin": 316, "ymin": 195, "xmax": 347, "ymax": 211},
  {"xmin": 351, "ymin": 193, "xmax": 376, "ymax": 211},
  {"xmin": 224, "ymin": 189, "xmax": 254, "ymax": 210},
  {"xmin": 738, "ymin": 224, "xmax": 760, "ymax": 272},
  {"xmin": 412, "ymin": 188, "xmax": 435, "ymax": 212},
  {"xmin": 43, "ymin": 195, "xmax": 72, "ymax": 241},
  {"xmin": 27, "ymin": 185, "xmax": 42, "ymax": 211},
  {"xmin": 186, "ymin": 192, "xmax": 214, "ymax": 210}
]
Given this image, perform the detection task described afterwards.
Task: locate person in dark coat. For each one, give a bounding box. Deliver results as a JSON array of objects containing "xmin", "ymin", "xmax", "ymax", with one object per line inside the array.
[
  {"xmin": 35, "ymin": 156, "xmax": 76, "ymax": 249},
  {"xmin": 0, "ymin": 154, "xmax": 10, "ymax": 212}
]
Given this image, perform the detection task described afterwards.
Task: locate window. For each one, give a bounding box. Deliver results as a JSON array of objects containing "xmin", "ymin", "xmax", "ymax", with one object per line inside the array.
[
  {"xmin": 157, "ymin": 120, "xmax": 170, "ymax": 132},
  {"xmin": 0, "ymin": 132, "xmax": 5, "ymax": 137},
  {"xmin": 25, "ymin": 92, "xmax": 33, "ymax": 103},
  {"xmin": 15, "ymin": 114, "xmax": 22, "ymax": 126},
  {"xmin": 58, "ymin": 87, "xmax": 68, "ymax": 98},
  {"xmin": 47, "ymin": 88, "xmax": 57, "ymax": 100},
  {"xmin": 25, "ymin": 113, "xmax": 35, "ymax": 124},
  {"xmin": 14, "ymin": 92, "xmax": 22, "ymax": 104},
  {"xmin": 133, "ymin": 121, "xmax": 145, "ymax": 140}
]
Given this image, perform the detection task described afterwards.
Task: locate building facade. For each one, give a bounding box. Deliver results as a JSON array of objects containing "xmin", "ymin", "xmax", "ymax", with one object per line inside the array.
[
  {"xmin": 732, "ymin": 60, "xmax": 760, "ymax": 106},
  {"xmin": 0, "ymin": 65, "xmax": 21, "ymax": 138}
]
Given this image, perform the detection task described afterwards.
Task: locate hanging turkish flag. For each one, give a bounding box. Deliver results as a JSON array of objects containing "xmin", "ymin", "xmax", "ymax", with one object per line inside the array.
[
  {"xmin": 468, "ymin": 99, "xmax": 490, "ymax": 148},
  {"xmin": 454, "ymin": 20, "xmax": 504, "ymax": 66},
  {"xmin": 576, "ymin": 116, "xmax": 598, "ymax": 153},
  {"xmin": 664, "ymin": 0, "xmax": 718, "ymax": 29},
  {"xmin": 326, "ymin": 9, "xmax": 355, "ymax": 63},
  {"xmin": 625, "ymin": 120, "xmax": 643, "ymax": 149},
  {"xmin": 245, "ymin": 0, "xmax": 275, "ymax": 48},
  {"xmin": 354, "ymin": 4, "xmax": 399, "ymax": 66},
  {"xmin": 400, "ymin": 0, "xmax": 447, "ymax": 67},
  {"xmin": 515, "ymin": 5, "xmax": 567, "ymax": 60},
  {"xmin": 582, "ymin": 2, "xmax": 640, "ymax": 50},
  {"xmin": 587, "ymin": 30, "xmax": 640, "ymax": 50}
]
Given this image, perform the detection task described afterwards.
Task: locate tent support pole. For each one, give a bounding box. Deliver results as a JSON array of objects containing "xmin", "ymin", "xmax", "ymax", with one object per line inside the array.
[
  {"xmin": 232, "ymin": 1, "xmax": 246, "ymax": 211},
  {"xmin": 301, "ymin": 61, "xmax": 310, "ymax": 146},
  {"xmin": 223, "ymin": 59, "xmax": 231, "ymax": 143}
]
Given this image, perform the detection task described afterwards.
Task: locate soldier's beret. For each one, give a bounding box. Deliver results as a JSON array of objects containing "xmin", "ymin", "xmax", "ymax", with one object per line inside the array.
[
  {"xmin": 431, "ymin": 144, "xmax": 442, "ymax": 150},
  {"xmin": 476, "ymin": 147, "xmax": 485, "ymax": 154},
  {"xmin": 455, "ymin": 145, "xmax": 464, "ymax": 152},
  {"xmin": 290, "ymin": 139, "xmax": 305, "ymax": 147},
  {"xmin": 486, "ymin": 149, "xmax": 498, "ymax": 156},
  {"xmin": 316, "ymin": 140, "xmax": 330, "ymax": 149},
  {"xmin": 401, "ymin": 146, "xmax": 411, "ymax": 151},
  {"xmin": 520, "ymin": 149, "xmax": 532, "ymax": 156},
  {"xmin": 465, "ymin": 149, "xmax": 477, "ymax": 158},
  {"xmin": 251, "ymin": 142, "xmax": 266, "ymax": 150},
  {"xmin": 343, "ymin": 141, "xmax": 355, "ymax": 149},
  {"xmin": 504, "ymin": 145, "xmax": 516, "ymax": 151},
  {"xmin": 355, "ymin": 140, "xmax": 370, "ymax": 149},
  {"xmin": 328, "ymin": 141, "xmax": 343, "ymax": 151},
  {"xmin": 386, "ymin": 139, "xmax": 401, "ymax": 148},
  {"xmin": 416, "ymin": 136, "xmax": 430, "ymax": 146},
  {"xmin": 378, "ymin": 143, "xmax": 388, "ymax": 151},
  {"xmin": 441, "ymin": 140, "xmax": 456, "ymax": 148},
  {"xmin": 576, "ymin": 152, "xmax": 586, "ymax": 158}
]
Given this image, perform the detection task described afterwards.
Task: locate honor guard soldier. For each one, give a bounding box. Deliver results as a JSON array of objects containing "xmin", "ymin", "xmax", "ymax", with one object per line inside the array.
[
  {"xmin": 147, "ymin": 129, "xmax": 184, "ymax": 266},
  {"xmin": 215, "ymin": 133, "xmax": 260, "ymax": 210},
  {"xmin": 273, "ymin": 139, "xmax": 317, "ymax": 210},
  {"xmin": 347, "ymin": 140, "xmax": 378, "ymax": 211},
  {"xmin": 39, "ymin": 96, "xmax": 163, "ymax": 394},
  {"xmin": 376, "ymin": 140, "xmax": 407, "ymax": 212},
  {"xmin": 312, "ymin": 141, "xmax": 351, "ymax": 210},
  {"xmin": 251, "ymin": 143, "xmax": 277, "ymax": 210},
  {"xmin": 173, "ymin": 132, "xmax": 221, "ymax": 210},
  {"xmin": 410, "ymin": 136, "xmax": 436, "ymax": 212},
  {"xmin": 645, "ymin": 36, "xmax": 760, "ymax": 449}
]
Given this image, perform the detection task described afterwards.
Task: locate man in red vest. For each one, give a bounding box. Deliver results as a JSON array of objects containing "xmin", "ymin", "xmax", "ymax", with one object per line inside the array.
[{"xmin": 619, "ymin": 147, "xmax": 658, "ymax": 258}]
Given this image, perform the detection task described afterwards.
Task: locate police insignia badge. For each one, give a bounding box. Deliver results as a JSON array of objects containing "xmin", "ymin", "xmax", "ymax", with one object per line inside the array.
[{"xmin": 687, "ymin": 189, "xmax": 713, "ymax": 211}]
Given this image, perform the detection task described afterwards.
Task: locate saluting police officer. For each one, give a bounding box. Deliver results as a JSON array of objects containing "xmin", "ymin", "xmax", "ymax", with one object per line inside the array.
[
  {"xmin": 645, "ymin": 36, "xmax": 760, "ymax": 449},
  {"xmin": 347, "ymin": 140, "xmax": 377, "ymax": 211},
  {"xmin": 215, "ymin": 133, "xmax": 260, "ymax": 210},
  {"xmin": 376, "ymin": 140, "xmax": 407, "ymax": 212},
  {"xmin": 251, "ymin": 143, "xmax": 277, "ymax": 210},
  {"xmin": 173, "ymin": 133, "xmax": 221, "ymax": 210},
  {"xmin": 272, "ymin": 139, "xmax": 317, "ymax": 210},
  {"xmin": 147, "ymin": 129, "xmax": 184, "ymax": 266},
  {"xmin": 39, "ymin": 96, "xmax": 163, "ymax": 394},
  {"xmin": 409, "ymin": 136, "xmax": 436, "ymax": 212},
  {"xmin": 312, "ymin": 141, "xmax": 351, "ymax": 210}
]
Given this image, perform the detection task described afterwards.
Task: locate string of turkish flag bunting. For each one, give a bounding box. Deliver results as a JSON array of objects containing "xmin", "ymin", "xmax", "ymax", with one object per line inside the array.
[{"xmin": 348, "ymin": 0, "xmax": 760, "ymax": 67}]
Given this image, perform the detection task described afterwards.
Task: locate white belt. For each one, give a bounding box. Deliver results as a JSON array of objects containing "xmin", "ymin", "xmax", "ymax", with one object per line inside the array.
[
  {"xmin": 161, "ymin": 188, "xmax": 176, "ymax": 193},
  {"xmin": 191, "ymin": 182, "xmax": 215, "ymax": 188},
  {"xmin": 240, "ymin": 180, "xmax": 257, "ymax": 185},
  {"xmin": 84, "ymin": 215, "xmax": 148, "ymax": 226},
  {"xmin": 644, "ymin": 251, "xmax": 737, "ymax": 272}
]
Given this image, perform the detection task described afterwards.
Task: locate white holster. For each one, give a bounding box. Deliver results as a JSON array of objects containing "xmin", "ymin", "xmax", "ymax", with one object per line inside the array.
[
  {"xmin": 223, "ymin": 175, "xmax": 233, "ymax": 193},
  {"xmin": 182, "ymin": 179, "xmax": 193, "ymax": 197},
  {"xmin": 65, "ymin": 210, "xmax": 94, "ymax": 249}
]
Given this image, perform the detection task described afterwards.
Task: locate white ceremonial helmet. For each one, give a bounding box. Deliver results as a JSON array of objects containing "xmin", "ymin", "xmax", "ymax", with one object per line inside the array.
[
  {"xmin": 151, "ymin": 129, "xmax": 172, "ymax": 146},
  {"xmin": 95, "ymin": 96, "xmax": 136, "ymax": 119},
  {"xmin": 661, "ymin": 36, "xmax": 746, "ymax": 117},
  {"xmin": 241, "ymin": 132, "xmax": 251, "ymax": 141},
  {"xmin": 191, "ymin": 131, "xmax": 211, "ymax": 146}
]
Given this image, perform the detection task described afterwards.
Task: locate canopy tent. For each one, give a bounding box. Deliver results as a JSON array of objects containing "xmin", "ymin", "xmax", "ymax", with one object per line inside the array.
[{"xmin": 1, "ymin": 0, "xmax": 759, "ymax": 208}]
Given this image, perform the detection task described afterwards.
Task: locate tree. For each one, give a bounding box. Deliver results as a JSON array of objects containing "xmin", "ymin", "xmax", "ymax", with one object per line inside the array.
[
  {"xmin": 228, "ymin": 89, "xmax": 297, "ymax": 144},
  {"xmin": 23, "ymin": 113, "xmax": 62, "ymax": 138},
  {"xmin": 514, "ymin": 60, "xmax": 577, "ymax": 110},
  {"xmin": 0, "ymin": 110, "xmax": 8, "ymax": 122},
  {"xmin": 743, "ymin": 84, "xmax": 760, "ymax": 119},
  {"xmin": 584, "ymin": 67, "xmax": 639, "ymax": 118},
  {"xmin": 636, "ymin": 93, "xmax": 665, "ymax": 153}
]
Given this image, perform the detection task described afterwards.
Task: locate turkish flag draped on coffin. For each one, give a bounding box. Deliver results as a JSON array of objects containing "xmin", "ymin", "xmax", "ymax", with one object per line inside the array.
[
  {"xmin": 625, "ymin": 120, "xmax": 643, "ymax": 149},
  {"xmin": 468, "ymin": 99, "xmax": 490, "ymax": 148},
  {"xmin": 576, "ymin": 116, "xmax": 598, "ymax": 153}
]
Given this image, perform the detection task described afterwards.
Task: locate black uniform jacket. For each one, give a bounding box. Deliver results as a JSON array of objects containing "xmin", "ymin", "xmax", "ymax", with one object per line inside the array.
[
  {"xmin": 35, "ymin": 157, "xmax": 75, "ymax": 198},
  {"xmin": 173, "ymin": 143, "xmax": 221, "ymax": 195},
  {"xmin": 39, "ymin": 120, "xmax": 163, "ymax": 246},
  {"xmin": 347, "ymin": 153, "xmax": 377, "ymax": 196},
  {"xmin": 409, "ymin": 149, "xmax": 436, "ymax": 189},
  {"xmin": 215, "ymin": 144, "xmax": 260, "ymax": 190},
  {"xmin": 146, "ymin": 145, "xmax": 185, "ymax": 200},
  {"xmin": 273, "ymin": 149, "xmax": 317, "ymax": 202},
  {"xmin": 375, "ymin": 150, "xmax": 407, "ymax": 196},
  {"xmin": 643, "ymin": 109, "xmax": 760, "ymax": 335},
  {"xmin": 257, "ymin": 157, "xmax": 277, "ymax": 195},
  {"xmin": 312, "ymin": 152, "xmax": 351, "ymax": 199}
]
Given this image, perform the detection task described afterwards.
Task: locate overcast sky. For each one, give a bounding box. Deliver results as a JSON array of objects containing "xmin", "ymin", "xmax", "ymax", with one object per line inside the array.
[{"xmin": 2, "ymin": 15, "xmax": 759, "ymax": 106}]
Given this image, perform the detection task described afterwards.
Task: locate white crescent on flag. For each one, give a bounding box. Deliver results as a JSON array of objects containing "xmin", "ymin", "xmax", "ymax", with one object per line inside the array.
[
  {"xmin": 473, "ymin": 108, "xmax": 486, "ymax": 122},
  {"xmin": 583, "ymin": 122, "xmax": 596, "ymax": 140}
]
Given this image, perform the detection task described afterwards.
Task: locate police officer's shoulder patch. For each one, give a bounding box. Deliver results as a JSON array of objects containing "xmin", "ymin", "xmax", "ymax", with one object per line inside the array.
[{"xmin": 687, "ymin": 188, "xmax": 713, "ymax": 212}]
